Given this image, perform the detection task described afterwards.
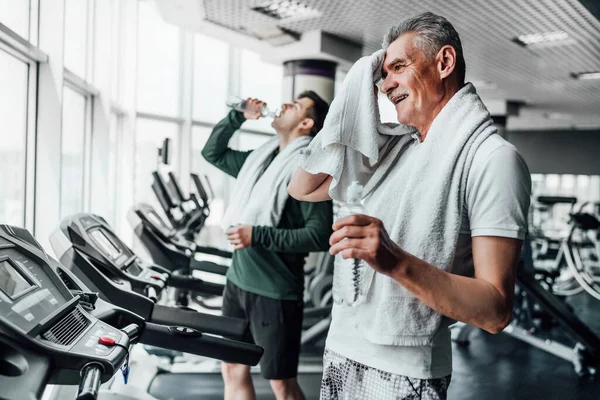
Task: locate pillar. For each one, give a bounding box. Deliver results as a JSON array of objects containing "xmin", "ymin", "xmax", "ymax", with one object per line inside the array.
[{"xmin": 283, "ymin": 59, "xmax": 337, "ymax": 104}]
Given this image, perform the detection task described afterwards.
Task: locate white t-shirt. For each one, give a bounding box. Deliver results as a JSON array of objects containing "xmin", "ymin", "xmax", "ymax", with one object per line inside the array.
[{"xmin": 325, "ymin": 133, "xmax": 531, "ymax": 379}]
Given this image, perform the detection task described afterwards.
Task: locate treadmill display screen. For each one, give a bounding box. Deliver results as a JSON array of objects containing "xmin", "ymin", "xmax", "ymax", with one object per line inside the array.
[
  {"xmin": 90, "ymin": 230, "xmax": 121, "ymax": 260},
  {"xmin": 0, "ymin": 260, "xmax": 33, "ymax": 299}
]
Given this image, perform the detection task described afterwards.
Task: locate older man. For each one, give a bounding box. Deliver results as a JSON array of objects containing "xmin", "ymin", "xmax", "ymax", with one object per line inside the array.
[{"xmin": 288, "ymin": 12, "xmax": 531, "ymax": 400}]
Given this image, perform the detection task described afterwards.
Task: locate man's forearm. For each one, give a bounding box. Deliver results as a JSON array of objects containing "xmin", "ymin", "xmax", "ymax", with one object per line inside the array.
[
  {"xmin": 253, "ymin": 226, "xmax": 330, "ymax": 253},
  {"xmin": 288, "ymin": 169, "xmax": 332, "ymax": 202},
  {"xmin": 201, "ymin": 111, "xmax": 250, "ymax": 177},
  {"xmin": 390, "ymin": 255, "xmax": 513, "ymax": 334}
]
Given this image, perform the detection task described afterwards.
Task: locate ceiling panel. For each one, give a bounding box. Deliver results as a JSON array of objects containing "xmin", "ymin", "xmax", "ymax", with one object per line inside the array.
[{"xmin": 202, "ymin": 0, "xmax": 600, "ymax": 129}]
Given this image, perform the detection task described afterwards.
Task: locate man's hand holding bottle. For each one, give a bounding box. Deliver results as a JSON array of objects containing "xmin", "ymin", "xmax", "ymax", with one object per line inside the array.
[{"xmin": 243, "ymin": 98, "xmax": 267, "ymax": 120}]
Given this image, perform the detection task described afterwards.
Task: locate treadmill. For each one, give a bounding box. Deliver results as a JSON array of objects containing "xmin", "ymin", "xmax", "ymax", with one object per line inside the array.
[
  {"xmin": 0, "ymin": 224, "xmax": 262, "ymax": 400},
  {"xmin": 151, "ymin": 171, "xmax": 205, "ymax": 240},
  {"xmin": 50, "ymin": 214, "xmax": 326, "ymax": 399},
  {"xmin": 190, "ymin": 173, "xmax": 215, "ymax": 213},
  {"xmin": 50, "ymin": 213, "xmax": 227, "ymax": 325},
  {"xmin": 128, "ymin": 202, "xmax": 230, "ymax": 275}
]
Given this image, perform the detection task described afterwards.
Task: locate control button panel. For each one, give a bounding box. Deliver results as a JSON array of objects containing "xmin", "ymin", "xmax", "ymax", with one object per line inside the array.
[{"xmin": 72, "ymin": 321, "xmax": 123, "ymax": 357}]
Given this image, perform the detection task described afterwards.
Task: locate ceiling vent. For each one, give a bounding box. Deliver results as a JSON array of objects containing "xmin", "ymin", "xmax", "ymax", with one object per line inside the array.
[
  {"xmin": 238, "ymin": 24, "xmax": 300, "ymax": 46},
  {"xmin": 252, "ymin": 1, "xmax": 321, "ymax": 21},
  {"xmin": 571, "ymin": 71, "xmax": 600, "ymax": 80},
  {"xmin": 512, "ymin": 31, "xmax": 574, "ymax": 48}
]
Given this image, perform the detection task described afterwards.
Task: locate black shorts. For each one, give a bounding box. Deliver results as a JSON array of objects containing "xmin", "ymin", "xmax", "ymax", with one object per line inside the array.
[{"xmin": 221, "ymin": 281, "xmax": 304, "ymax": 380}]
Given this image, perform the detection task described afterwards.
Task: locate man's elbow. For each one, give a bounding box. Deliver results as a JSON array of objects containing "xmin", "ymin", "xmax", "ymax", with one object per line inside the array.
[
  {"xmin": 200, "ymin": 148, "xmax": 212, "ymax": 162},
  {"xmin": 288, "ymin": 182, "xmax": 308, "ymax": 201},
  {"xmin": 483, "ymin": 309, "xmax": 512, "ymax": 335}
]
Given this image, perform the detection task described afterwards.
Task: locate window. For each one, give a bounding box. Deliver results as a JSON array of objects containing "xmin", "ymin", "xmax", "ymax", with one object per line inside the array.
[
  {"xmin": 0, "ymin": 0, "xmax": 30, "ymax": 39},
  {"xmin": 60, "ymin": 86, "xmax": 87, "ymax": 218},
  {"xmin": 64, "ymin": 0, "xmax": 89, "ymax": 78},
  {"xmin": 193, "ymin": 34, "xmax": 229, "ymax": 123},
  {"xmin": 531, "ymin": 173, "xmax": 600, "ymax": 235},
  {"xmin": 191, "ymin": 126, "xmax": 232, "ymax": 227},
  {"xmin": 106, "ymin": 113, "xmax": 123, "ymax": 225},
  {"xmin": 239, "ymin": 49, "xmax": 282, "ymax": 133},
  {"xmin": 191, "ymin": 125, "xmax": 237, "ymax": 249},
  {"xmin": 136, "ymin": 1, "xmax": 181, "ymax": 116},
  {"xmin": 0, "ymin": 51, "xmax": 29, "ymax": 226},
  {"xmin": 92, "ymin": 0, "xmax": 117, "ymax": 91},
  {"xmin": 134, "ymin": 118, "xmax": 179, "ymax": 206}
]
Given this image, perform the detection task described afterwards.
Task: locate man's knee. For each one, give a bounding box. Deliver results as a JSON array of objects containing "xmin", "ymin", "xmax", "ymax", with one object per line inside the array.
[
  {"xmin": 221, "ymin": 362, "xmax": 250, "ymax": 384},
  {"xmin": 269, "ymin": 378, "xmax": 297, "ymax": 397}
]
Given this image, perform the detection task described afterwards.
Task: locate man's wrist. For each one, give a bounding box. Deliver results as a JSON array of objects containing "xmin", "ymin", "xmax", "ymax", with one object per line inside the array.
[
  {"xmin": 250, "ymin": 225, "xmax": 260, "ymax": 247},
  {"xmin": 389, "ymin": 250, "xmax": 410, "ymax": 280}
]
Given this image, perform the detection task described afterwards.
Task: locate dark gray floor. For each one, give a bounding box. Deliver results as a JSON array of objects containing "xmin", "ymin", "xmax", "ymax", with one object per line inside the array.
[
  {"xmin": 150, "ymin": 292, "xmax": 600, "ymax": 400},
  {"xmin": 449, "ymin": 291, "xmax": 600, "ymax": 400}
]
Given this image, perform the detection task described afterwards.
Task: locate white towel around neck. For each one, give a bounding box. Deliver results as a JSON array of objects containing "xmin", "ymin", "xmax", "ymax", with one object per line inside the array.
[
  {"xmin": 222, "ymin": 135, "xmax": 312, "ymax": 230},
  {"xmin": 301, "ymin": 49, "xmax": 498, "ymax": 345}
]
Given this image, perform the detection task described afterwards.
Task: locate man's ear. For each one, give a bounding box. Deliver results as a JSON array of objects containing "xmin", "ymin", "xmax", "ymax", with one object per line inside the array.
[
  {"xmin": 301, "ymin": 118, "xmax": 315, "ymax": 132},
  {"xmin": 437, "ymin": 45, "xmax": 457, "ymax": 80}
]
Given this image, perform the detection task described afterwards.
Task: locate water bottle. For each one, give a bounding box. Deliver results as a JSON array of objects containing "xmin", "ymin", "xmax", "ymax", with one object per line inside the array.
[
  {"xmin": 332, "ymin": 181, "xmax": 370, "ymax": 306},
  {"xmin": 226, "ymin": 95, "xmax": 280, "ymax": 118}
]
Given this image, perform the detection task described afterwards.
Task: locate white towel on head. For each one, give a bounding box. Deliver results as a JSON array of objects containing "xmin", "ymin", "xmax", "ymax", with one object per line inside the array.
[
  {"xmin": 222, "ymin": 135, "xmax": 312, "ymax": 230},
  {"xmin": 300, "ymin": 49, "xmax": 416, "ymax": 201},
  {"xmin": 300, "ymin": 47, "xmax": 499, "ymax": 345}
]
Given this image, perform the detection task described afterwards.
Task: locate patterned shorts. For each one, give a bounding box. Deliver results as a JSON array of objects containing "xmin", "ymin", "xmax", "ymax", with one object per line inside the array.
[{"xmin": 320, "ymin": 349, "xmax": 451, "ymax": 400}]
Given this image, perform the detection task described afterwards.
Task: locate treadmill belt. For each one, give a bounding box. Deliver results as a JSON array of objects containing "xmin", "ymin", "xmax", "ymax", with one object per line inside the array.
[{"xmin": 149, "ymin": 372, "xmax": 323, "ymax": 400}]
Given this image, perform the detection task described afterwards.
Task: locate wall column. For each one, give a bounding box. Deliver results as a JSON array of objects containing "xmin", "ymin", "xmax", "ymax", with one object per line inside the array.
[{"xmin": 282, "ymin": 59, "xmax": 337, "ymax": 103}]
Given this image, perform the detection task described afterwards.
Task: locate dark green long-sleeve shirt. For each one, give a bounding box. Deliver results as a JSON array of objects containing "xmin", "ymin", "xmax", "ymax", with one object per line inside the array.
[{"xmin": 201, "ymin": 111, "xmax": 333, "ymax": 300}]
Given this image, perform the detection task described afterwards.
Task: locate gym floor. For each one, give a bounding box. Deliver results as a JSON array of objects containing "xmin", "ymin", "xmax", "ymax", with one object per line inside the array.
[
  {"xmin": 149, "ymin": 291, "xmax": 600, "ymax": 400},
  {"xmin": 449, "ymin": 291, "xmax": 600, "ymax": 400}
]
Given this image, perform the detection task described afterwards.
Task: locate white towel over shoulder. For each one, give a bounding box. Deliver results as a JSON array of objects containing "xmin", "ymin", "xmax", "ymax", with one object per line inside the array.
[
  {"xmin": 222, "ymin": 135, "xmax": 312, "ymax": 229},
  {"xmin": 300, "ymin": 49, "xmax": 416, "ymax": 201},
  {"xmin": 301, "ymin": 49, "xmax": 498, "ymax": 346}
]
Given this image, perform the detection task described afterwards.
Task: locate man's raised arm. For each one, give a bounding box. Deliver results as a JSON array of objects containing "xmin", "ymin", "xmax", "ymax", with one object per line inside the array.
[{"xmin": 288, "ymin": 168, "xmax": 333, "ymax": 202}]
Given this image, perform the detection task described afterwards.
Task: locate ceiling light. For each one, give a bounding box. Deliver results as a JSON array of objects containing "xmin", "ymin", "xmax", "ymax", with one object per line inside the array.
[
  {"xmin": 571, "ymin": 71, "xmax": 600, "ymax": 80},
  {"xmin": 512, "ymin": 31, "xmax": 571, "ymax": 47},
  {"xmin": 544, "ymin": 112, "xmax": 572, "ymax": 120},
  {"xmin": 253, "ymin": 1, "xmax": 320, "ymax": 20}
]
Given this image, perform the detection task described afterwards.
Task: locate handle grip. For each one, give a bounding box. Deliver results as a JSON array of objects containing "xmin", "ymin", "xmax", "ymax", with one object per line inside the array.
[{"xmin": 76, "ymin": 363, "xmax": 103, "ymax": 400}]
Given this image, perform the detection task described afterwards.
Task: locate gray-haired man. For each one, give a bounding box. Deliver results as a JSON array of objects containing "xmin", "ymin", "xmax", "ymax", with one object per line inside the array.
[{"xmin": 288, "ymin": 12, "xmax": 531, "ymax": 400}]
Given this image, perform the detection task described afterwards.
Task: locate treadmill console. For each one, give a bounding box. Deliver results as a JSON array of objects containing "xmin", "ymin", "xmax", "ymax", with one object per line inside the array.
[
  {"xmin": 0, "ymin": 225, "xmax": 130, "ymax": 399},
  {"xmin": 51, "ymin": 214, "xmax": 169, "ymax": 302},
  {"xmin": 0, "ymin": 235, "xmax": 70, "ymax": 335}
]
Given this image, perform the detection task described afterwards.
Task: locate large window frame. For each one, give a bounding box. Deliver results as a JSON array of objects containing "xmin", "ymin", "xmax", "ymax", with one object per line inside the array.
[
  {"xmin": 62, "ymin": 69, "xmax": 98, "ymax": 215},
  {"xmin": 0, "ymin": 20, "xmax": 44, "ymax": 231}
]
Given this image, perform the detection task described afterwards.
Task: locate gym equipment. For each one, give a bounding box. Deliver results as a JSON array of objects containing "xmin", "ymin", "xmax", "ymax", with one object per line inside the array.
[
  {"xmin": 49, "ymin": 214, "xmax": 229, "ymax": 328},
  {"xmin": 0, "ymin": 224, "xmax": 262, "ymax": 400},
  {"xmin": 49, "ymin": 215, "xmax": 328, "ymax": 399},
  {"xmin": 453, "ymin": 240, "xmax": 600, "ymax": 377},
  {"xmin": 151, "ymin": 171, "xmax": 205, "ymax": 240},
  {"xmin": 128, "ymin": 202, "xmax": 230, "ymax": 274}
]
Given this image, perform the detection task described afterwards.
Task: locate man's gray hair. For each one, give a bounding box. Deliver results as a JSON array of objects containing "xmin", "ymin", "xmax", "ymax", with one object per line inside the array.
[{"xmin": 382, "ymin": 12, "xmax": 466, "ymax": 85}]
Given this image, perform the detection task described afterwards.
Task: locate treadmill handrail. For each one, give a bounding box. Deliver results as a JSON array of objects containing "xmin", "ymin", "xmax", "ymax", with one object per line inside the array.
[
  {"xmin": 195, "ymin": 245, "xmax": 233, "ymax": 259},
  {"xmin": 152, "ymin": 171, "xmax": 178, "ymax": 209},
  {"xmin": 150, "ymin": 304, "xmax": 246, "ymax": 339},
  {"xmin": 536, "ymin": 196, "xmax": 578, "ymax": 206},
  {"xmin": 140, "ymin": 322, "xmax": 263, "ymax": 366},
  {"xmin": 168, "ymin": 171, "xmax": 187, "ymax": 203}
]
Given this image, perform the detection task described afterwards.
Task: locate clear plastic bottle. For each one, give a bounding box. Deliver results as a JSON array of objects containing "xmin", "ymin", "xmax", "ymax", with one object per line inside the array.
[
  {"xmin": 332, "ymin": 181, "xmax": 370, "ymax": 306},
  {"xmin": 225, "ymin": 95, "xmax": 280, "ymax": 118}
]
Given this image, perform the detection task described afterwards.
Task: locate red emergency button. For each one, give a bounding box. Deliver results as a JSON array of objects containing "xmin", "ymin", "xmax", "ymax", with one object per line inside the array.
[
  {"xmin": 98, "ymin": 336, "xmax": 116, "ymax": 346},
  {"xmin": 151, "ymin": 275, "xmax": 161, "ymax": 280}
]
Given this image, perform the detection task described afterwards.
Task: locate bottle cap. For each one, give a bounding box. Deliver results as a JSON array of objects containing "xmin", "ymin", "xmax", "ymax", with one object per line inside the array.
[{"xmin": 347, "ymin": 181, "xmax": 363, "ymax": 200}]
